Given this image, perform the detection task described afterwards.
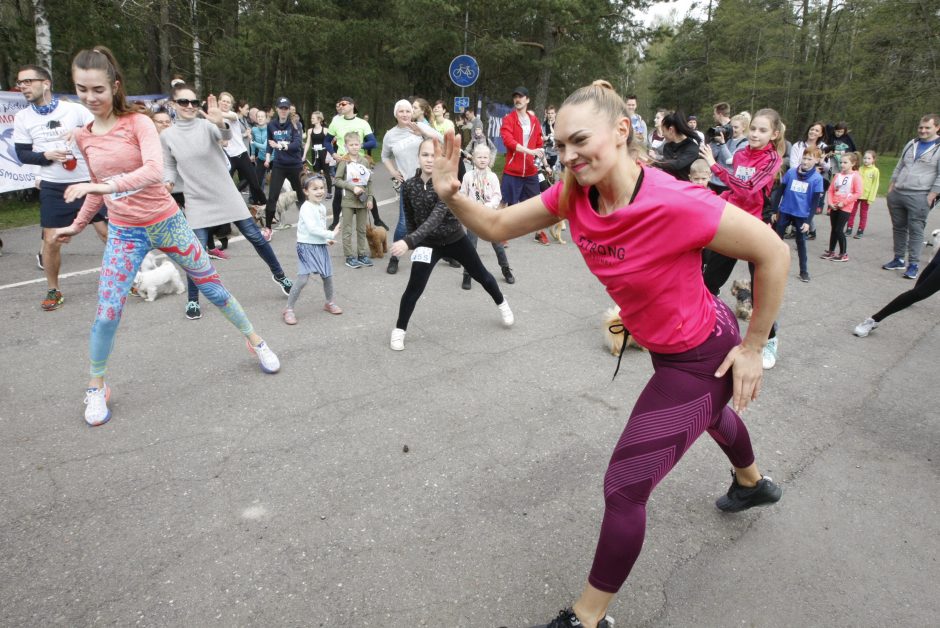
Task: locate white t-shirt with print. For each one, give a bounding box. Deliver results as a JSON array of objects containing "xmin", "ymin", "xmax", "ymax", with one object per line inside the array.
[{"xmin": 12, "ymin": 100, "xmax": 93, "ymax": 183}]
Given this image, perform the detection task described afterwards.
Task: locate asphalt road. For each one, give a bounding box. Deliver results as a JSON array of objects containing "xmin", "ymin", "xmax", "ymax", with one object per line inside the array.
[{"xmin": 1, "ymin": 170, "xmax": 938, "ymax": 627}]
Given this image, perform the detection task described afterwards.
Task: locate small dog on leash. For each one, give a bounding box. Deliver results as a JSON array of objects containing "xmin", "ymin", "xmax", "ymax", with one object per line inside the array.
[
  {"xmin": 730, "ymin": 279, "xmax": 753, "ymax": 321},
  {"xmin": 273, "ymin": 184, "xmax": 297, "ymax": 229},
  {"xmin": 366, "ymin": 223, "xmax": 388, "ymax": 258},
  {"xmin": 603, "ymin": 307, "xmax": 646, "ymax": 355},
  {"xmin": 133, "ymin": 256, "xmax": 185, "ymax": 302},
  {"xmin": 927, "ymin": 229, "xmax": 940, "ymax": 248}
]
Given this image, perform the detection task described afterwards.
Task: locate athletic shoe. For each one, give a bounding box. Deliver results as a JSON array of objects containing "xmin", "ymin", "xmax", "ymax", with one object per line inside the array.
[
  {"xmin": 461, "ymin": 272, "xmax": 472, "ymax": 290},
  {"xmin": 853, "ymin": 317, "xmax": 879, "ymax": 337},
  {"xmin": 444, "ymin": 257, "xmax": 461, "ymax": 268},
  {"xmin": 36, "ymin": 252, "xmax": 44, "ymax": 270},
  {"xmin": 246, "ymin": 339, "xmax": 280, "ymax": 374},
  {"xmin": 345, "ymin": 256, "xmax": 363, "ymax": 269},
  {"xmin": 819, "ymin": 250, "xmax": 835, "ymax": 260},
  {"xmin": 715, "ymin": 471, "xmax": 782, "ymax": 512},
  {"xmin": 853, "ymin": 230, "xmax": 864, "ymax": 239},
  {"xmin": 831, "ymin": 253, "xmax": 849, "ymax": 262},
  {"xmin": 844, "ymin": 227, "xmax": 853, "ymax": 236},
  {"xmin": 799, "ymin": 272, "xmax": 810, "ymax": 283},
  {"xmin": 260, "ymin": 227, "xmax": 273, "ymax": 242},
  {"xmin": 903, "ymin": 263, "xmax": 919, "ymax": 280},
  {"xmin": 530, "ymin": 608, "xmax": 615, "ymax": 628},
  {"xmin": 41, "ymin": 289, "xmax": 64, "ymax": 311},
  {"xmin": 502, "ymin": 265, "xmax": 516, "ymax": 284},
  {"xmin": 272, "ymin": 274, "xmax": 293, "ymax": 295},
  {"xmin": 762, "ymin": 337, "xmax": 778, "ymax": 370},
  {"xmin": 208, "ymin": 248, "xmax": 230, "ymax": 260},
  {"xmin": 498, "ymin": 299, "xmax": 514, "ymax": 327},
  {"xmin": 84, "ymin": 384, "xmax": 112, "ymax": 427},
  {"xmin": 273, "ymin": 222, "xmax": 292, "ymax": 230},
  {"xmin": 807, "ymin": 231, "xmax": 816, "ymax": 240},
  {"xmin": 283, "ymin": 308, "xmax": 297, "ymax": 325},
  {"xmin": 323, "ymin": 302, "xmax": 343, "ymax": 315},
  {"xmin": 390, "ymin": 328, "xmax": 406, "ymax": 351},
  {"xmin": 882, "ymin": 257, "xmax": 906, "ymax": 270},
  {"xmin": 185, "ymin": 301, "xmax": 202, "ymax": 320},
  {"xmin": 535, "ymin": 231, "xmax": 550, "ymax": 246},
  {"xmin": 387, "ymin": 256, "xmax": 399, "ymax": 274},
  {"xmin": 357, "ymin": 255, "xmax": 374, "ymax": 267}
]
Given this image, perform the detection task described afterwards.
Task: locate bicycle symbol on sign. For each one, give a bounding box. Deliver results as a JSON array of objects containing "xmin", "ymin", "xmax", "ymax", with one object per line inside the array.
[{"xmin": 452, "ymin": 64, "xmax": 476, "ymax": 81}]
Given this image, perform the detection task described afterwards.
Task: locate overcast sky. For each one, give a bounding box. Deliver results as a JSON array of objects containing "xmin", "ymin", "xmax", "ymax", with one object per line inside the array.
[{"xmin": 642, "ymin": 0, "xmax": 704, "ymax": 25}]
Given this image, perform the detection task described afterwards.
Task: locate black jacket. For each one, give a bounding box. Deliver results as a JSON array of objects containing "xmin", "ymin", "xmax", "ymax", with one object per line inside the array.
[
  {"xmin": 658, "ymin": 136, "xmax": 700, "ymax": 181},
  {"xmin": 402, "ymin": 173, "xmax": 464, "ymax": 249}
]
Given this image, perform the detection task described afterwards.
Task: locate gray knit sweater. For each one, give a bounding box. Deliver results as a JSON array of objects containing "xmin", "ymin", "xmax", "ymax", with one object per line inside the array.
[{"xmin": 161, "ymin": 117, "xmax": 251, "ymax": 229}]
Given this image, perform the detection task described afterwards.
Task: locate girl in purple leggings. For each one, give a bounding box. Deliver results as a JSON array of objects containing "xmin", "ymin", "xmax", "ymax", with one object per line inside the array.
[{"xmin": 431, "ymin": 81, "xmax": 791, "ymax": 628}]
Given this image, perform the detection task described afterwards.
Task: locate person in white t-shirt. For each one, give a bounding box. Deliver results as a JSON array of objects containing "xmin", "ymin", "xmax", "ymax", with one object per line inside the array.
[{"xmin": 13, "ymin": 64, "xmax": 108, "ymax": 311}]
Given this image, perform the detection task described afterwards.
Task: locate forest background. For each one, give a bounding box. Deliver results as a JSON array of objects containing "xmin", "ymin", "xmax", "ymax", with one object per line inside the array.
[{"xmin": 0, "ymin": 0, "xmax": 936, "ymax": 154}]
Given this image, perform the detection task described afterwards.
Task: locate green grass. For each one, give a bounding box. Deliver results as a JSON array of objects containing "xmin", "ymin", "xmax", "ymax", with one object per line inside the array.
[
  {"xmin": 875, "ymin": 154, "xmax": 897, "ymax": 197},
  {"xmin": 0, "ymin": 196, "xmax": 40, "ymax": 230}
]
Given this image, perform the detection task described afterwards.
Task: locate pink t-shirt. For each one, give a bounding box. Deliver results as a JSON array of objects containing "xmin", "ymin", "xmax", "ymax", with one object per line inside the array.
[
  {"xmin": 72, "ymin": 113, "xmax": 179, "ymax": 229},
  {"xmin": 542, "ymin": 166, "xmax": 727, "ymax": 353}
]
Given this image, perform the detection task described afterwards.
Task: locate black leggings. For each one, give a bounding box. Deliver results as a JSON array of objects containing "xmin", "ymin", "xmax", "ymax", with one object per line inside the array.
[
  {"xmin": 828, "ymin": 210, "xmax": 849, "ymax": 254},
  {"xmin": 228, "ymin": 151, "xmax": 267, "ymax": 205},
  {"xmin": 264, "ymin": 166, "xmax": 303, "ymax": 228},
  {"xmin": 396, "ymin": 236, "xmax": 504, "ymax": 330},
  {"xmin": 873, "ymin": 249, "xmax": 940, "ymax": 322}
]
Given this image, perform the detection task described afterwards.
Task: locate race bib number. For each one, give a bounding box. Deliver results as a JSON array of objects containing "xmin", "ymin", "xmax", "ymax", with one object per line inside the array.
[
  {"xmin": 789, "ymin": 180, "xmax": 808, "ymax": 194},
  {"xmin": 312, "ymin": 144, "xmax": 323, "ymax": 151},
  {"xmin": 411, "ymin": 247, "xmax": 433, "ymax": 264}
]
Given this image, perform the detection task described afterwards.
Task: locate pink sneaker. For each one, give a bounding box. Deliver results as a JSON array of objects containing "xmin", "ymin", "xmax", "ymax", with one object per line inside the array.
[
  {"xmin": 323, "ymin": 302, "xmax": 343, "ymax": 315},
  {"xmin": 283, "ymin": 308, "xmax": 297, "ymax": 325},
  {"xmin": 208, "ymin": 248, "xmax": 230, "ymax": 260}
]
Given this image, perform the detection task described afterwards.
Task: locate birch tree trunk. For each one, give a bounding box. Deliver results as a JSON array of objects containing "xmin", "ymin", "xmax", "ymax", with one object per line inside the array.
[
  {"xmin": 191, "ymin": 0, "xmax": 203, "ymax": 93},
  {"xmin": 32, "ymin": 0, "xmax": 52, "ymax": 71}
]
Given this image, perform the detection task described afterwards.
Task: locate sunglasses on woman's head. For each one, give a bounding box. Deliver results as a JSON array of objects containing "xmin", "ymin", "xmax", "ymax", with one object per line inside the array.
[{"xmin": 174, "ymin": 98, "xmax": 199, "ymax": 108}]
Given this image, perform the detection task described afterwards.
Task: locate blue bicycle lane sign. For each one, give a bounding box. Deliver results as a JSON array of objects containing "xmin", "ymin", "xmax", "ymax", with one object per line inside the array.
[{"xmin": 449, "ymin": 55, "xmax": 479, "ymax": 88}]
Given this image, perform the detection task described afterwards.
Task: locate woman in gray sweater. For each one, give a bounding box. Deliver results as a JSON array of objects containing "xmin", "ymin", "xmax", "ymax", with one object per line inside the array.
[{"xmin": 161, "ymin": 86, "xmax": 292, "ymax": 320}]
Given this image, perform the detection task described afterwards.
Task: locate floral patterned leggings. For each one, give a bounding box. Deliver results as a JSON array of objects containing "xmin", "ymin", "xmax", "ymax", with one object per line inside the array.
[{"xmin": 89, "ymin": 211, "xmax": 253, "ymax": 378}]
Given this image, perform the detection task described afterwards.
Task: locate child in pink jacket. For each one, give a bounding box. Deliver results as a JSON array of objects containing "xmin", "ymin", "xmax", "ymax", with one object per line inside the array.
[{"xmin": 821, "ymin": 151, "xmax": 862, "ymax": 262}]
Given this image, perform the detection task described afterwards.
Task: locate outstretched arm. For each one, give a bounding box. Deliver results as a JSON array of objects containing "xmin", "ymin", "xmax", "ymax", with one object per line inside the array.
[{"xmin": 432, "ymin": 130, "xmax": 557, "ymax": 241}]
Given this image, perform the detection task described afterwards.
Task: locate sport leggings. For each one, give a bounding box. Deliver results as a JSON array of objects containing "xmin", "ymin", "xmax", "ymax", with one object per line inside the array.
[
  {"xmin": 396, "ymin": 235, "xmax": 503, "ymax": 330},
  {"xmin": 873, "ymin": 248, "xmax": 940, "ymax": 322},
  {"xmin": 828, "ymin": 210, "xmax": 849, "ymax": 255},
  {"xmin": 286, "ymin": 273, "xmax": 334, "ymax": 310},
  {"xmin": 90, "ymin": 211, "xmax": 253, "ymax": 378},
  {"xmin": 588, "ymin": 298, "xmax": 756, "ymax": 593},
  {"xmin": 847, "ymin": 200, "xmax": 869, "ymax": 232},
  {"xmin": 264, "ymin": 166, "xmax": 303, "ymax": 228}
]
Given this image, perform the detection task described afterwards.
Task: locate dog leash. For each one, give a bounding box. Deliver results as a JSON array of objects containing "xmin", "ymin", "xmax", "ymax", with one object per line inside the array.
[{"xmin": 608, "ymin": 321, "xmax": 630, "ymax": 381}]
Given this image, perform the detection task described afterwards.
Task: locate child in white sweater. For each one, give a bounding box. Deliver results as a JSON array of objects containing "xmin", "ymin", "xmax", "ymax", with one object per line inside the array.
[{"xmin": 283, "ymin": 175, "xmax": 342, "ymax": 324}]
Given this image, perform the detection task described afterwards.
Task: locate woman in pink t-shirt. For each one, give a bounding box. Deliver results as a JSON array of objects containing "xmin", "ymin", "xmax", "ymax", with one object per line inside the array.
[
  {"xmin": 431, "ymin": 81, "xmax": 790, "ymax": 628},
  {"xmin": 53, "ymin": 47, "xmax": 281, "ymax": 428}
]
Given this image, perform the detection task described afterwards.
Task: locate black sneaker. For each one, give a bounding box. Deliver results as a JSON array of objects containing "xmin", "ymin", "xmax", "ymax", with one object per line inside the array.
[
  {"xmin": 272, "ymin": 274, "xmax": 293, "ymax": 295},
  {"xmin": 461, "ymin": 272, "xmax": 471, "ymax": 290},
  {"xmin": 799, "ymin": 272, "xmax": 810, "ymax": 283},
  {"xmin": 531, "ymin": 608, "xmax": 615, "ymax": 628},
  {"xmin": 853, "ymin": 230, "xmax": 864, "ymax": 239},
  {"xmin": 185, "ymin": 301, "xmax": 202, "ymax": 320},
  {"xmin": 502, "ymin": 265, "xmax": 516, "ymax": 284},
  {"xmin": 387, "ymin": 256, "xmax": 399, "ymax": 274},
  {"xmin": 807, "ymin": 230, "xmax": 816, "ymax": 240},
  {"xmin": 715, "ymin": 471, "xmax": 782, "ymax": 512}
]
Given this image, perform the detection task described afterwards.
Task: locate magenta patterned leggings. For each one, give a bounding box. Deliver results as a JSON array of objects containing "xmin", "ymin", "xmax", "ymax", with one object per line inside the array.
[
  {"xmin": 89, "ymin": 211, "xmax": 253, "ymax": 378},
  {"xmin": 588, "ymin": 298, "xmax": 756, "ymax": 593}
]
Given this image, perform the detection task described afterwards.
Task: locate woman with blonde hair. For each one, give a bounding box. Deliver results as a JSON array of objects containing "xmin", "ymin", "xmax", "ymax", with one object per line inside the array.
[{"xmin": 431, "ymin": 80, "xmax": 789, "ymax": 628}]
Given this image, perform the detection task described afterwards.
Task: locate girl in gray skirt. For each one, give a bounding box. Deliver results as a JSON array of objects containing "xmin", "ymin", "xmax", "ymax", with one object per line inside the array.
[{"xmin": 283, "ymin": 175, "xmax": 342, "ymax": 324}]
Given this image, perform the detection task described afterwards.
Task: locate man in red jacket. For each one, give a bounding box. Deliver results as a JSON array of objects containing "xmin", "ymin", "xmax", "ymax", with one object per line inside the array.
[{"xmin": 500, "ymin": 86, "xmax": 547, "ymax": 244}]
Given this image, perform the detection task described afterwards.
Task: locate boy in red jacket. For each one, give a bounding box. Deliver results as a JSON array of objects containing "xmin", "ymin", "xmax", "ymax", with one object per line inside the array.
[{"xmin": 500, "ymin": 86, "xmax": 546, "ymax": 245}]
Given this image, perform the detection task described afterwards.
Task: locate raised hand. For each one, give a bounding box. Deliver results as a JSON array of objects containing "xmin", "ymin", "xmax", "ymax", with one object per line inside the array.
[
  {"xmin": 205, "ymin": 94, "xmax": 223, "ymax": 127},
  {"xmin": 431, "ymin": 130, "xmax": 462, "ymax": 202}
]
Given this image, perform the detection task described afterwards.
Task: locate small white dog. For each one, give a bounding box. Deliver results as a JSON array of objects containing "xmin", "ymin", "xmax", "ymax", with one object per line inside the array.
[
  {"xmin": 133, "ymin": 256, "xmax": 185, "ymax": 302},
  {"xmin": 274, "ymin": 181, "xmax": 297, "ymax": 229},
  {"xmin": 927, "ymin": 229, "xmax": 940, "ymax": 248},
  {"xmin": 138, "ymin": 250, "xmax": 167, "ymax": 273}
]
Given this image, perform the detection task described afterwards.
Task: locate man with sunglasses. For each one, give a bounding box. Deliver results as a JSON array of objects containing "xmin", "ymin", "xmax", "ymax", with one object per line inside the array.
[
  {"xmin": 13, "ymin": 64, "xmax": 108, "ymax": 311},
  {"xmin": 326, "ymin": 97, "xmax": 376, "ymax": 230}
]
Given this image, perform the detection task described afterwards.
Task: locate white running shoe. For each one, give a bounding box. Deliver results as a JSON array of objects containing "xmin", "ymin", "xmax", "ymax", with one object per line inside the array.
[
  {"xmin": 498, "ymin": 299, "xmax": 514, "ymax": 327},
  {"xmin": 84, "ymin": 384, "xmax": 111, "ymax": 426},
  {"xmin": 247, "ymin": 339, "xmax": 280, "ymax": 373},
  {"xmin": 853, "ymin": 317, "xmax": 879, "ymax": 337},
  {"xmin": 390, "ymin": 328, "xmax": 406, "ymax": 351},
  {"xmin": 762, "ymin": 337, "xmax": 778, "ymax": 370}
]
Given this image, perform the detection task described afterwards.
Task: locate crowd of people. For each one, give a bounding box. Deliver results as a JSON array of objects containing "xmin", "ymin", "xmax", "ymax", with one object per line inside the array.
[{"xmin": 8, "ymin": 45, "xmax": 940, "ymax": 628}]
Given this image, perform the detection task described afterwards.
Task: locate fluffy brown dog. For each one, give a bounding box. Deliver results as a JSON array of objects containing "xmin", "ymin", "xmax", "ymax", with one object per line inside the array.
[
  {"xmin": 604, "ymin": 307, "xmax": 647, "ymax": 355},
  {"xmin": 730, "ymin": 279, "xmax": 753, "ymax": 321},
  {"xmin": 367, "ymin": 224, "xmax": 388, "ymax": 258},
  {"xmin": 549, "ymin": 219, "xmax": 567, "ymax": 244}
]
